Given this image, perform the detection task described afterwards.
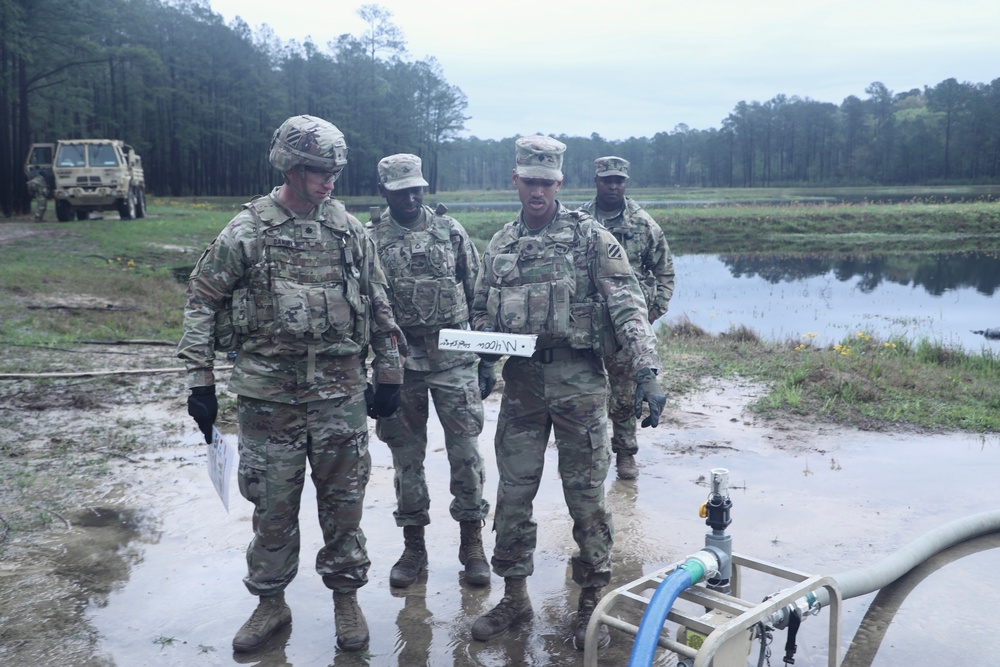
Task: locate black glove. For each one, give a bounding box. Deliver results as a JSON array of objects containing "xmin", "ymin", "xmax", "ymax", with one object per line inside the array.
[
  {"xmin": 478, "ymin": 360, "xmax": 497, "ymax": 400},
  {"xmin": 371, "ymin": 383, "xmax": 401, "ymax": 418},
  {"xmin": 187, "ymin": 385, "xmax": 218, "ymax": 444},
  {"xmin": 364, "ymin": 382, "xmax": 376, "ymax": 418},
  {"xmin": 633, "ymin": 368, "xmax": 666, "ymax": 428}
]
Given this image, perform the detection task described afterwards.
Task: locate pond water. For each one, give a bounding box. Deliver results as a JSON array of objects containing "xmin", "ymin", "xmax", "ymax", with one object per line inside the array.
[
  {"xmin": 83, "ymin": 382, "xmax": 1000, "ymax": 667},
  {"xmin": 663, "ymin": 251, "xmax": 1000, "ymax": 352}
]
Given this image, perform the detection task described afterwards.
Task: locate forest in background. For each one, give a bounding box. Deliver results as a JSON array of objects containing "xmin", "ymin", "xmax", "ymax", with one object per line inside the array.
[{"xmin": 2, "ymin": 0, "xmax": 999, "ymax": 217}]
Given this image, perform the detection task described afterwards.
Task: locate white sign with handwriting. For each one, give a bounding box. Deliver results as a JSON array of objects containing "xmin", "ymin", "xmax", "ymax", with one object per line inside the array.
[
  {"xmin": 207, "ymin": 426, "xmax": 236, "ymax": 512},
  {"xmin": 437, "ymin": 329, "xmax": 537, "ymax": 357}
]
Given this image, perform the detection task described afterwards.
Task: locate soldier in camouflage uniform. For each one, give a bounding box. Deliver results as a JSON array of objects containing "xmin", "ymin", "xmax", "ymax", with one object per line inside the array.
[
  {"xmin": 580, "ymin": 156, "xmax": 675, "ymax": 479},
  {"xmin": 468, "ymin": 136, "xmax": 666, "ymax": 651},
  {"xmin": 366, "ymin": 153, "xmax": 491, "ymax": 589},
  {"xmin": 178, "ymin": 115, "xmax": 405, "ymax": 655},
  {"xmin": 26, "ymin": 169, "xmax": 48, "ymax": 222}
]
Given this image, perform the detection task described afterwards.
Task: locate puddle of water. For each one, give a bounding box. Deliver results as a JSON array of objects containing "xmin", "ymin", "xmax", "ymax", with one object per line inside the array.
[
  {"xmin": 665, "ymin": 252, "xmax": 1000, "ymax": 352},
  {"xmin": 87, "ymin": 382, "xmax": 1000, "ymax": 666}
]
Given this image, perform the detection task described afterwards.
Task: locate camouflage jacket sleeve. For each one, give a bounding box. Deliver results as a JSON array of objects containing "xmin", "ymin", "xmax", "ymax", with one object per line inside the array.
[
  {"xmin": 634, "ymin": 207, "xmax": 675, "ymax": 321},
  {"xmin": 588, "ymin": 222, "xmax": 660, "ymax": 376},
  {"xmin": 360, "ymin": 229, "xmax": 405, "ymax": 385},
  {"xmin": 177, "ymin": 212, "xmax": 256, "ymax": 388},
  {"xmin": 451, "ymin": 217, "xmax": 480, "ymax": 317}
]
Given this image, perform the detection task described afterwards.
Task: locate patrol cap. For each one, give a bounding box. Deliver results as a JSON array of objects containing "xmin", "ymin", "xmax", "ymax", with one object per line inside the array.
[
  {"xmin": 378, "ymin": 153, "xmax": 429, "ymax": 191},
  {"xmin": 515, "ymin": 135, "xmax": 566, "ymax": 181},
  {"xmin": 595, "ymin": 156, "xmax": 630, "ymax": 179}
]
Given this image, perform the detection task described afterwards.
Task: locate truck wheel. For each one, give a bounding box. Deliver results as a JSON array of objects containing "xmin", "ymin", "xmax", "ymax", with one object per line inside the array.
[
  {"xmin": 56, "ymin": 200, "xmax": 73, "ymax": 222},
  {"xmin": 135, "ymin": 189, "xmax": 146, "ymax": 218},
  {"xmin": 118, "ymin": 189, "xmax": 136, "ymax": 220}
]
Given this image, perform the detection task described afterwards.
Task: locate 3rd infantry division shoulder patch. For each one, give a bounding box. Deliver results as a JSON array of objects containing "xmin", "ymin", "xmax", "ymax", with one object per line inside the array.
[{"xmin": 607, "ymin": 242, "xmax": 623, "ymax": 259}]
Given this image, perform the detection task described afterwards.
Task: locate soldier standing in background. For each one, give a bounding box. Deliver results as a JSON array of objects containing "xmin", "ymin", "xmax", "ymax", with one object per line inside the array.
[
  {"xmin": 580, "ymin": 156, "xmax": 674, "ymax": 479},
  {"xmin": 26, "ymin": 169, "xmax": 49, "ymax": 222},
  {"xmin": 366, "ymin": 153, "xmax": 492, "ymax": 589},
  {"xmin": 469, "ymin": 136, "xmax": 666, "ymax": 650},
  {"xmin": 178, "ymin": 115, "xmax": 405, "ymax": 655}
]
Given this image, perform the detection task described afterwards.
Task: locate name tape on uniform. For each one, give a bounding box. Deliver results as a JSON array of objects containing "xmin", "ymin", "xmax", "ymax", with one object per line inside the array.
[{"xmin": 437, "ymin": 329, "xmax": 537, "ymax": 357}]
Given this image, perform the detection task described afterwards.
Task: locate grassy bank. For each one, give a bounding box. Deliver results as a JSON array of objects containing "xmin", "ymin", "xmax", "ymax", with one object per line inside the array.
[
  {"xmin": 658, "ymin": 318, "xmax": 1000, "ymax": 432},
  {"xmin": 1, "ymin": 190, "xmax": 998, "ymax": 433}
]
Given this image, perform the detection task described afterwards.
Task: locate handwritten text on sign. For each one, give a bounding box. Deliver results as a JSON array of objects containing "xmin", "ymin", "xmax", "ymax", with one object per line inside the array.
[
  {"xmin": 207, "ymin": 426, "xmax": 236, "ymax": 512},
  {"xmin": 437, "ymin": 329, "xmax": 537, "ymax": 357}
]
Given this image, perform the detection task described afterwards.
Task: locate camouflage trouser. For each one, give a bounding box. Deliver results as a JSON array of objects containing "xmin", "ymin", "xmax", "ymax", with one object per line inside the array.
[
  {"xmin": 491, "ymin": 352, "xmax": 614, "ymax": 588},
  {"xmin": 33, "ymin": 194, "xmax": 47, "ymax": 222},
  {"xmin": 237, "ymin": 392, "xmax": 371, "ymax": 596},
  {"xmin": 375, "ymin": 360, "xmax": 488, "ymax": 526},
  {"xmin": 605, "ymin": 346, "xmax": 638, "ymax": 455}
]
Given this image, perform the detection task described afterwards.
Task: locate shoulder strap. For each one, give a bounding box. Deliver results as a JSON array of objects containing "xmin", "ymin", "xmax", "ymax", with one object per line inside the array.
[{"xmin": 237, "ymin": 198, "xmax": 269, "ymax": 285}]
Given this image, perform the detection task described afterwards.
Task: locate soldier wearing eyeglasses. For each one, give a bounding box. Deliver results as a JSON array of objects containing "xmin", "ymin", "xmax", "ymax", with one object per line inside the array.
[{"xmin": 178, "ymin": 114, "xmax": 405, "ymax": 655}]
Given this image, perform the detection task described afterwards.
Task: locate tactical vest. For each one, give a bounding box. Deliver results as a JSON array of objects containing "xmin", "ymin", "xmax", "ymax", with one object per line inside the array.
[
  {"xmin": 584, "ymin": 198, "xmax": 657, "ymax": 309},
  {"xmin": 484, "ymin": 212, "xmax": 614, "ymax": 353},
  {"xmin": 369, "ymin": 206, "xmax": 469, "ymax": 330},
  {"xmin": 214, "ymin": 196, "xmax": 369, "ymax": 358}
]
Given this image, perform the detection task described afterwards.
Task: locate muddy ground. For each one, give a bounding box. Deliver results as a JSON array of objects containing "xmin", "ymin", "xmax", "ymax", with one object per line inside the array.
[
  {"xmin": 2, "ymin": 347, "xmax": 999, "ymax": 667},
  {"xmin": 1, "ymin": 221, "xmax": 999, "ymax": 666}
]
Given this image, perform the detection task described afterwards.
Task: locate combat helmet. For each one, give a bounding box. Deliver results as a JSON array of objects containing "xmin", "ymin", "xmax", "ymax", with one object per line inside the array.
[{"xmin": 269, "ymin": 115, "xmax": 348, "ymax": 175}]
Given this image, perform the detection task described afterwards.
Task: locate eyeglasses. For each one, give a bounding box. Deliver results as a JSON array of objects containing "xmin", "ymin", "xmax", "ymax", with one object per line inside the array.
[{"xmin": 304, "ymin": 166, "xmax": 342, "ymax": 182}]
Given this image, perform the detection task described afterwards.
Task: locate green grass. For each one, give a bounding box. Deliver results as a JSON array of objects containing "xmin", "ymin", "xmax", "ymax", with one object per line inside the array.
[
  {"xmin": 3, "ymin": 189, "xmax": 999, "ymax": 433},
  {"xmin": 658, "ymin": 319, "xmax": 1000, "ymax": 433}
]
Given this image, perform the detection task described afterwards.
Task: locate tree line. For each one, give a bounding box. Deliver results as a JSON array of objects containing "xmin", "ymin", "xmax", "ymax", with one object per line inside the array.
[
  {"xmin": 2, "ymin": 0, "xmax": 998, "ymax": 217},
  {"xmin": 1, "ymin": 0, "xmax": 466, "ymax": 215},
  {"xmin": 437, "ymin": 80, "xmax": 1000, "ymax": 191}
]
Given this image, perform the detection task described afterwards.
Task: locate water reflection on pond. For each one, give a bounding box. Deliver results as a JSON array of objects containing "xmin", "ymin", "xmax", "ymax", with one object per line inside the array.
[{"xmin": 664, "ymin": 251, "xmax": 1000, "ymax": 352}]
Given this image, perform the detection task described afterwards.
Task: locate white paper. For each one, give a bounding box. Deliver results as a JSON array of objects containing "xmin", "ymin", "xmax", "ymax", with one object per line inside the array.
[
  {"xmin": 437, "ymin": 329, "xmax": 537, "ymax": 357},
  {"xmin": 207, "ymin": 426, "xmax": 236, "ymax": 512}
]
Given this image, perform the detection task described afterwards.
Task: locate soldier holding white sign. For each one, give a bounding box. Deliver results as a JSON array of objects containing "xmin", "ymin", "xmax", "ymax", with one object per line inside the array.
[{"xmin": 468, "ymin": 136, "xmax": 665, "ymax": 650}]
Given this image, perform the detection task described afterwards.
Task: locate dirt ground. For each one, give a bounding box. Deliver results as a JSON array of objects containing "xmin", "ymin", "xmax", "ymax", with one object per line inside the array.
[
  {"xmin": 2, "ymin": 348, "xmax": 999, "ymax": 667},
  {"xmin": 2, "ymin": 221, "xmax": 999, "ymax": 666}
]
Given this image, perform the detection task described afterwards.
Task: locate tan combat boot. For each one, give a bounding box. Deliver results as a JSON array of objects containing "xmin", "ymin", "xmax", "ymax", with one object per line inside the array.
[
  {"xmin": 616, "ymin": 452, "xmax": 639, "ymax": 480},
  {"xmin": 471, "ymin": 576, "xmax": 533, "ymax": 641},
  {"xmin": 390, "ymin": 525, "xmax": 428, "ymax": 588},
  {"xmin": 232, "ymin": 592, "xmax": 292, "ymax": 652},
  {"xmin": 459, "ymin": 520, "xmax": 491, "ymax": 586},
  {"xmin": 573, "ymin": 586, "xmax": 610, "ymax": 650},
  {"xmin": 333, "ymin": 590, "xmax": 370, "ymax": 652}
]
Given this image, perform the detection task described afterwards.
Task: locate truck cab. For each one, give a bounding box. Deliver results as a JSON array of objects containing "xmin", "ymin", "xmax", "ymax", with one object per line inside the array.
[{"xmin": 25, "ymin": 139, "xmax": 146, "ymax": 221}]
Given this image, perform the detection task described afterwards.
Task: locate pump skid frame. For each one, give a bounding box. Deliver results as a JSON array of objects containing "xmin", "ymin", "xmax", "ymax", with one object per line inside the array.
[{"xmin": 583, "ymin": 553, "xmax": 843, "ymax": 667}]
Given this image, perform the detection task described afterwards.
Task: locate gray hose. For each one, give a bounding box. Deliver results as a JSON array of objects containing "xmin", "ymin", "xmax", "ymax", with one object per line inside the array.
[{"xmin": 814, "ymin": 509, "xmax": 1000, "ymax": 607}]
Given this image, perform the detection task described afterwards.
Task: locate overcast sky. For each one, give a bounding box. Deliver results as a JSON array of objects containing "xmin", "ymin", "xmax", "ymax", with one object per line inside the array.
[{"xmin": 207, "ymin": 0, "xmax": 999, "ymax": 141}]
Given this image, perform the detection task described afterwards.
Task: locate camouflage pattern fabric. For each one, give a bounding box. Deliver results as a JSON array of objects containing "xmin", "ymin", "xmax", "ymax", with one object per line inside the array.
[
  {"xmin": 580, "ymin": 195, "xmax": 674, "ymax": 454},
  {"xmin": 27, "ymin": 173, "xmax": 48, "ymax": 221},
  {"xmin": 177, "ymin": 188, "xmax": 404, "ymax": 396},
  {"xmin": 579, "ymin": 196, "xmax": 675, "ymax": 322},
  {"xmin": 604, "ymin": 346, "xmax": 638, "ymax": 455},
  {"xmin": 367, "ymin": 204, "xmax": 488, "ymax": 526},
  {"xmin": 491, "ymin": 351, "xmax": 613, "ymax": 587},
  {"xmin": 237, "ymin": 393, "xmax": 371, "ymax": 594},
  {"xmin": 471, "ymin": 203, "xmax": 658, "ymax": 376},
  {"xmin": 366, "ymin": 204, "xmax": 478, "ymax": 370},
  {"xmin": 178, "ymin": 189, "xmax": 403, "ymax": 598},
  {"xmin": 375, "ymin": 361, "xmax": 488, "ymax": 525},
  {"xmin": 470, "ymin": 203, "xmax": 659, "ymax": 587}
]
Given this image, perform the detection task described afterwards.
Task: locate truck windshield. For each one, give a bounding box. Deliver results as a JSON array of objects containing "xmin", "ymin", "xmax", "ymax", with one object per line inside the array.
[
  {"xmin": 56, "ymin": 144, "xmax": 87, "ymax": 167},
  {"xmin": 89, "ymin": 144, "xmax": 120, "ymax": 167}
]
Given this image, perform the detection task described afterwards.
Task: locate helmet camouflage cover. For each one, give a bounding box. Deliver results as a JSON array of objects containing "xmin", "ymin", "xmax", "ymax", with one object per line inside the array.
[{"xmin": 269, "ymin": 114, "xmax": 349, "ymax": 173}]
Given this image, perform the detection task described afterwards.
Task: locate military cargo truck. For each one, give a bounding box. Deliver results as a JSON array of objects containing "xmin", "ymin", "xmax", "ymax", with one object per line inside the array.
[{"xmin": 25, "ymin": 140, "xmax": 146, "ymax": 221}]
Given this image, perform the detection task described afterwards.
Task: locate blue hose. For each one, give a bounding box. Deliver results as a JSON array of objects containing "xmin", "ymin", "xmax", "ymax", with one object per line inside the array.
[{"xmin": 629, "ymin": 566, "xmax": 695, "ymax": 667}]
